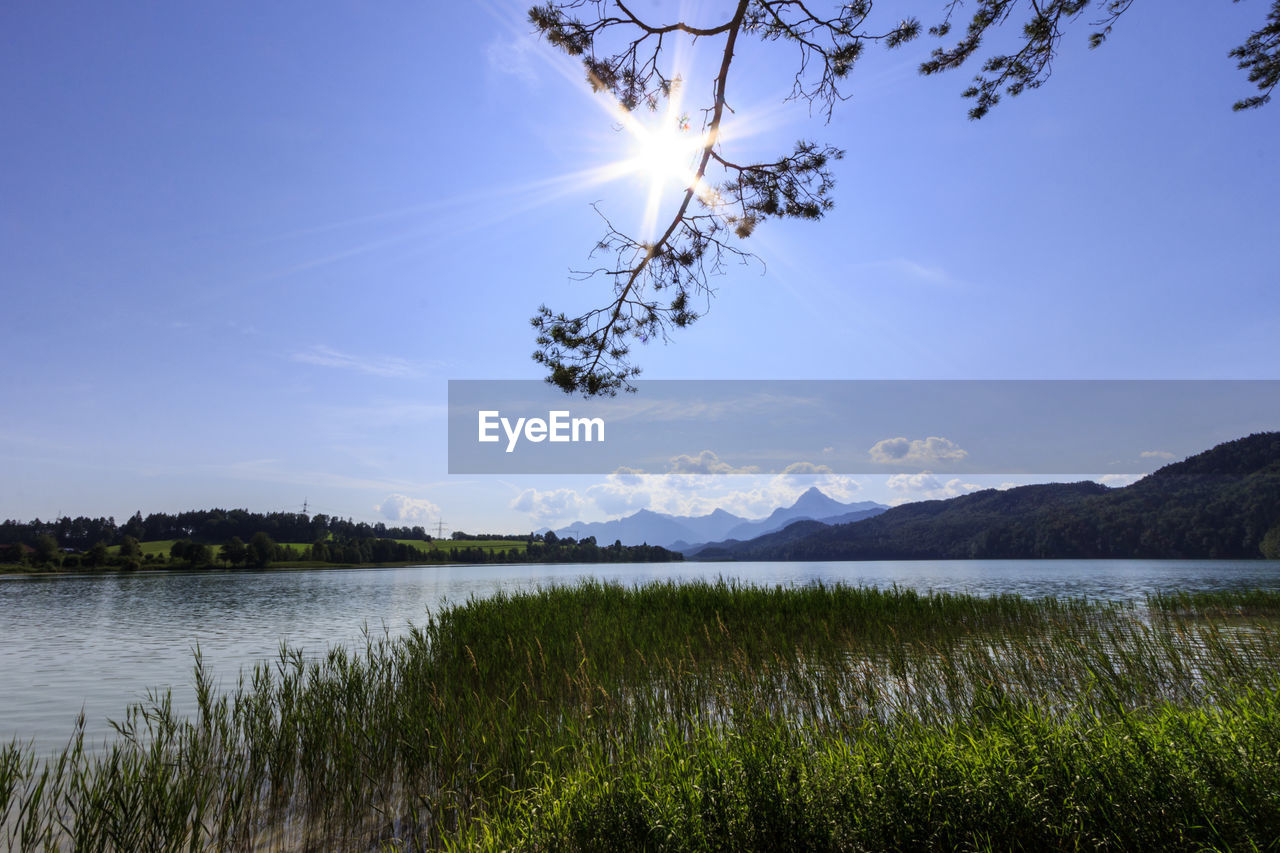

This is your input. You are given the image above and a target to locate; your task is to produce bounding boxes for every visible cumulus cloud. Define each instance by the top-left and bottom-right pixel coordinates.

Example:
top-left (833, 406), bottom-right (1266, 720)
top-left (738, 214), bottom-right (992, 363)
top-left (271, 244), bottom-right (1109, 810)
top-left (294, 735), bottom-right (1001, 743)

top-left (666, 450), bottom-right (759, 476)
top-left (779, 461), bottom-right (831, 476)
top-left (594, 472), bottom-right (743, 517)
top-left (567, 458), bottom-right (865, 522)
top-left (869, 436), bottom-right (968, 466)
top-left (1140, 450), bottom-right (1176, 460)
top-left (511, 488), bottom-right (587, 523)
top-left (586, 468), bottom-right (653, 515)
top-left (375, 494), bottom-right (440, 524)
top-left (681, 467), bottom-right (863, 518)
top-left (773, 462), bottom-right (861, 500)
top-left (509, 457), bottom-right (869, 529)
top-left (605, 466), bottom-right (647, 488)
top-left (885, 471), bottom-right (980, 503)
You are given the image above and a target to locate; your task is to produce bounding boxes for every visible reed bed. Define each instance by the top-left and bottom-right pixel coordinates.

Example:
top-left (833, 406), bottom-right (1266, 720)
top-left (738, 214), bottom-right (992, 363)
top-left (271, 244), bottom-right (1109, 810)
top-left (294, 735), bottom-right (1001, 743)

top-left (3, 580), bottom-right (1280, 851)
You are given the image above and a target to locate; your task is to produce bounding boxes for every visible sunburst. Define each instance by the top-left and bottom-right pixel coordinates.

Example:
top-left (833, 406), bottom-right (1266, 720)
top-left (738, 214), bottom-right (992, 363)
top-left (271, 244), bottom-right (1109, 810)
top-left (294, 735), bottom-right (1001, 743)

top-left (616, 100), bottom-right (706, 237)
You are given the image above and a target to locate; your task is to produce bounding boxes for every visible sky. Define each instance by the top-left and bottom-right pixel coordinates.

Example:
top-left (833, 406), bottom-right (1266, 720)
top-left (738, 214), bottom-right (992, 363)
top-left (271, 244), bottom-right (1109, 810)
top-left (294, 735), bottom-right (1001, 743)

top-left (2, 1), bottom-right (1278, 534)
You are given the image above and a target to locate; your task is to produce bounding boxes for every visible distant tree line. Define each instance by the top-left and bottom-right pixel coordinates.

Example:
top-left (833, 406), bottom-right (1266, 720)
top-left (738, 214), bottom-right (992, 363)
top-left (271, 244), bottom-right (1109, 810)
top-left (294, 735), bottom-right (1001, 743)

top-left (527, 531), bottom-right (682, 564)
top-left (0, 509), bottom-right (432, 552)
top-left (1, 533), bottom-right (681, 570)
top-left (1, 514), bottom-right (683, 571)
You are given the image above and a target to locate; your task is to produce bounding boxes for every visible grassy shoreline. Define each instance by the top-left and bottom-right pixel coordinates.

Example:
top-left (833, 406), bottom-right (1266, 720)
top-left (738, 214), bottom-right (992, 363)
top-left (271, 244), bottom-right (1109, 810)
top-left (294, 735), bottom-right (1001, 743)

top-left (5, 582), bottom-right (1280, 850)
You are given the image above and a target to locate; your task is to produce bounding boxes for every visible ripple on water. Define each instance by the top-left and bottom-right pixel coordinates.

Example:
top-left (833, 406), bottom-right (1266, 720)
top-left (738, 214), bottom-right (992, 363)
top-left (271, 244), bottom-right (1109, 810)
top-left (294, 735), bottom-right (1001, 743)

top-left (3, 559), bottom-right (1280, 753)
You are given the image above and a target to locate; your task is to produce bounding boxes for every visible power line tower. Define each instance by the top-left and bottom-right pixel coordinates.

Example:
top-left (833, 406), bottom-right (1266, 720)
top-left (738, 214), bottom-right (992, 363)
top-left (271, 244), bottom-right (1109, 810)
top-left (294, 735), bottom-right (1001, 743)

top-left (434, 519), bottom-right (448, 540)
top-left (301, 498), bottom-right (309, 515)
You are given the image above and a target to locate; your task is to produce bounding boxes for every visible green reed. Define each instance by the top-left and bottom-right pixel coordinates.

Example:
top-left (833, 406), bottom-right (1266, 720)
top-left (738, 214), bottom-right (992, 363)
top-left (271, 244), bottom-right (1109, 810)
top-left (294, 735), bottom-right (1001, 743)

top-left (4, 580), bottom-right (1280, 850)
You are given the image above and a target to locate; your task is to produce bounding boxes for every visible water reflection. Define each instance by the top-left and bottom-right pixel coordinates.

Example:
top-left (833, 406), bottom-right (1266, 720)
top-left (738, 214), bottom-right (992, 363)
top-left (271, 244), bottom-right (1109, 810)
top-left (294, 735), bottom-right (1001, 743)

top-left (2, 559), bottom-right (1278, 752)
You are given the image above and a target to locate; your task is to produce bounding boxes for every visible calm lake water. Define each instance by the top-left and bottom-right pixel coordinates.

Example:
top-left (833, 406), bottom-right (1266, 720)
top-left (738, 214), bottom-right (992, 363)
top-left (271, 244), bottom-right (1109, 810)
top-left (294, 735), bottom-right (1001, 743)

top-left (3, 558), bottom-right (1280, 753)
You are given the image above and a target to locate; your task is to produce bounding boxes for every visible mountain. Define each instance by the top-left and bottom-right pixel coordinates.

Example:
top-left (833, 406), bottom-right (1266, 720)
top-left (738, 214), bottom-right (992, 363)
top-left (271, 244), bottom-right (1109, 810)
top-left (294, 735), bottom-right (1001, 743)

top-left (701, 432), bottom-right (1280, 561)
top-left (690, 519), bottom-right (833, 561)
top-left (551, 509), bottom-right (719, 549)
top-left (720, 487), bottom-right (886, 542)
top-left (552, 489), bottom-right (887, 548)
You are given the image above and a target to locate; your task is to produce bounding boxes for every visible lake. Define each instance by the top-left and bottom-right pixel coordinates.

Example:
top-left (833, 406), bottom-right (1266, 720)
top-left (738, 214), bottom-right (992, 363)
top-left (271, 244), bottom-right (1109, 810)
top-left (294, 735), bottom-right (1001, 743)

top-left (3, 558), bottom-right (1280, 753)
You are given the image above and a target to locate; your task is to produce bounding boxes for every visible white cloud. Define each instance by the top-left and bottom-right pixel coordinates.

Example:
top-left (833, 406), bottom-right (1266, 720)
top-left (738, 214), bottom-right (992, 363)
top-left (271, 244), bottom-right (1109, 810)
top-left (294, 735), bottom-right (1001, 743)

top-left (586, 468), bottom-right (652, 515)
top-left (869, 436), bottom-right (968, 466)
top-left (774, 462), bottom-right (862, 500)
top-left (636, 476), bottom-right (785, 519)
top-left (585, 470), bottom-right (717, 517)
top-left (610, 466), bottom-right (647, 486)
top-left (506, 456), bottom-right (870, 530)
top-left (1097, 474), bottom-right (1142, 488)
top-left (779, 461), bottom-right (830, 476)
top-left (511, 488), bottom-right (588, 523)
top-left (291, 345), bottom-right (421, 378)
top-left (666, 450), bottom-right (759, 476)
top-left (698, 483), bottom-right (790, 518)
top-left (567, 458), bottom-right (865, 522)
top-left (1140, 450), bottom-right (1176, 460)
top-left (644, 455), bottom-right (857, 517)
top-left (885, 471), bottom-right (981, 503)
top-left (375, 494), bottom-right (440, 524)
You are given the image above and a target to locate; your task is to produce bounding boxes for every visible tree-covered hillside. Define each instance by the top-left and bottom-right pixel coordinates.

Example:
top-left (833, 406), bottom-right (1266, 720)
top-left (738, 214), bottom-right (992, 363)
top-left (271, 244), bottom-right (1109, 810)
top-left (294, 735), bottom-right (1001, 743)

top-left (707, 433), bottom-right (1280, 561)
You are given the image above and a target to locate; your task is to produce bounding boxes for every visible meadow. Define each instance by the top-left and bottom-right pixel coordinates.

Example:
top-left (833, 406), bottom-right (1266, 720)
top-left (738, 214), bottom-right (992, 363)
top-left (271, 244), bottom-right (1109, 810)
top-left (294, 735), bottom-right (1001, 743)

top-left (96, 538), bottom-right (527, 564)
top-left (3, 581), bottom-right (1280, 850)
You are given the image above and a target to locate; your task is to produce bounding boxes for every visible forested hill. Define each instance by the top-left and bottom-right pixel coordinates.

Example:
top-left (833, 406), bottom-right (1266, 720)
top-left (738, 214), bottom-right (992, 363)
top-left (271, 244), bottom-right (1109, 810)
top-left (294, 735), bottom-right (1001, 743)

top-left (700, 432), bottom-right (1280, 561)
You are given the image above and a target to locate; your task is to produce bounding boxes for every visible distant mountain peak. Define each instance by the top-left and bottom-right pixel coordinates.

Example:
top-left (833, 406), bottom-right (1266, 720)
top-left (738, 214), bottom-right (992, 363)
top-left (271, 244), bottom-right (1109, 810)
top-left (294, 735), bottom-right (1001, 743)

top-left (552, 488), bottom-right (888, 549)
top-left (708, 432), bottom-right (1280, 561)
top-left (792, 486), bottom-right (839, 507)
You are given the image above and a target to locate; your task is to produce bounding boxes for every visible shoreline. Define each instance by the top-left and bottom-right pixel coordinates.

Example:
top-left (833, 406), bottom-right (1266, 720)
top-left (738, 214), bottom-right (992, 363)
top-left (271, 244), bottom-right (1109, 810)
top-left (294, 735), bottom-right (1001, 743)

top-left (0, 559), bottom-right (476, 577)
top-left (5, 582), bottom-right (1280, 850)
top-left (5, 553), bottom-right (1277, 578)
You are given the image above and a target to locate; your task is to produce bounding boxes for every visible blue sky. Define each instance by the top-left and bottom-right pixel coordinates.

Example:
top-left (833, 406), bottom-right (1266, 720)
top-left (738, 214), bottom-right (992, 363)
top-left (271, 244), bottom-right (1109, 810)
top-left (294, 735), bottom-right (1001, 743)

top-left (2, 1), bottom-right (1278, 533)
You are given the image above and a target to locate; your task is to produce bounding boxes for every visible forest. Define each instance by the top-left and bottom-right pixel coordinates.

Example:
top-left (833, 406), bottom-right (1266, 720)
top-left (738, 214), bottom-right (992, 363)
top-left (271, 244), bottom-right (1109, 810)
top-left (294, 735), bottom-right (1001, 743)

top-left (706, 432), bottom-right (1280, 561)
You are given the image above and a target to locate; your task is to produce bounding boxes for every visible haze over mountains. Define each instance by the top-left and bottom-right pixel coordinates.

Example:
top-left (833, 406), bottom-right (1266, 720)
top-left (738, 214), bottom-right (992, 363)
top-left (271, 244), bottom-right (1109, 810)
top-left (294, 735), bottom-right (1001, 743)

top-left (693, 432), bottom-right (1280, 562)
top-left (550, 487), bottom-right (886, 549)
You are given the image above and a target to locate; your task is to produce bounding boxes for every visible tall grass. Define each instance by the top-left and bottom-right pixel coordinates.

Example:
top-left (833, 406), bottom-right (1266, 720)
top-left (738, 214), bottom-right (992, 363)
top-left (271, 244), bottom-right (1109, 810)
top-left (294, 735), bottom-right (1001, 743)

top-left (4, 580), bottom-right (1280, 850)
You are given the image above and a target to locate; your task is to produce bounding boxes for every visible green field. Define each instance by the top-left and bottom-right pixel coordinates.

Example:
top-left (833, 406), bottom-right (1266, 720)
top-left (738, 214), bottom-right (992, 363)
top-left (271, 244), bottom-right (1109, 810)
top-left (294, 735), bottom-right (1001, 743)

top-left (5, 582), bottom-right (1280, 850)
top-left (97, 538), bottom-right (527, 563)
top-left (108, 540), bottom-right (313, 558)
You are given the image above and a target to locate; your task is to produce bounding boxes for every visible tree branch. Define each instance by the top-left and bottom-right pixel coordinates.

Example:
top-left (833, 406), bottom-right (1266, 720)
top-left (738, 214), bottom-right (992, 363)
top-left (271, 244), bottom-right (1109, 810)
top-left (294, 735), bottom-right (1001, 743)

top-left (529, 0), bottom-right (1276, 395)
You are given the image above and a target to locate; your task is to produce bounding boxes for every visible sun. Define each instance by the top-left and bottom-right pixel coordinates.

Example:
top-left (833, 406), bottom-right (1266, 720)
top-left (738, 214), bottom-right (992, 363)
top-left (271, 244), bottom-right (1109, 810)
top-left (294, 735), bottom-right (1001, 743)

top-left (626, 110), bottom-right (700, 188)
top-left (614, 105), bottom-right (708, 237)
